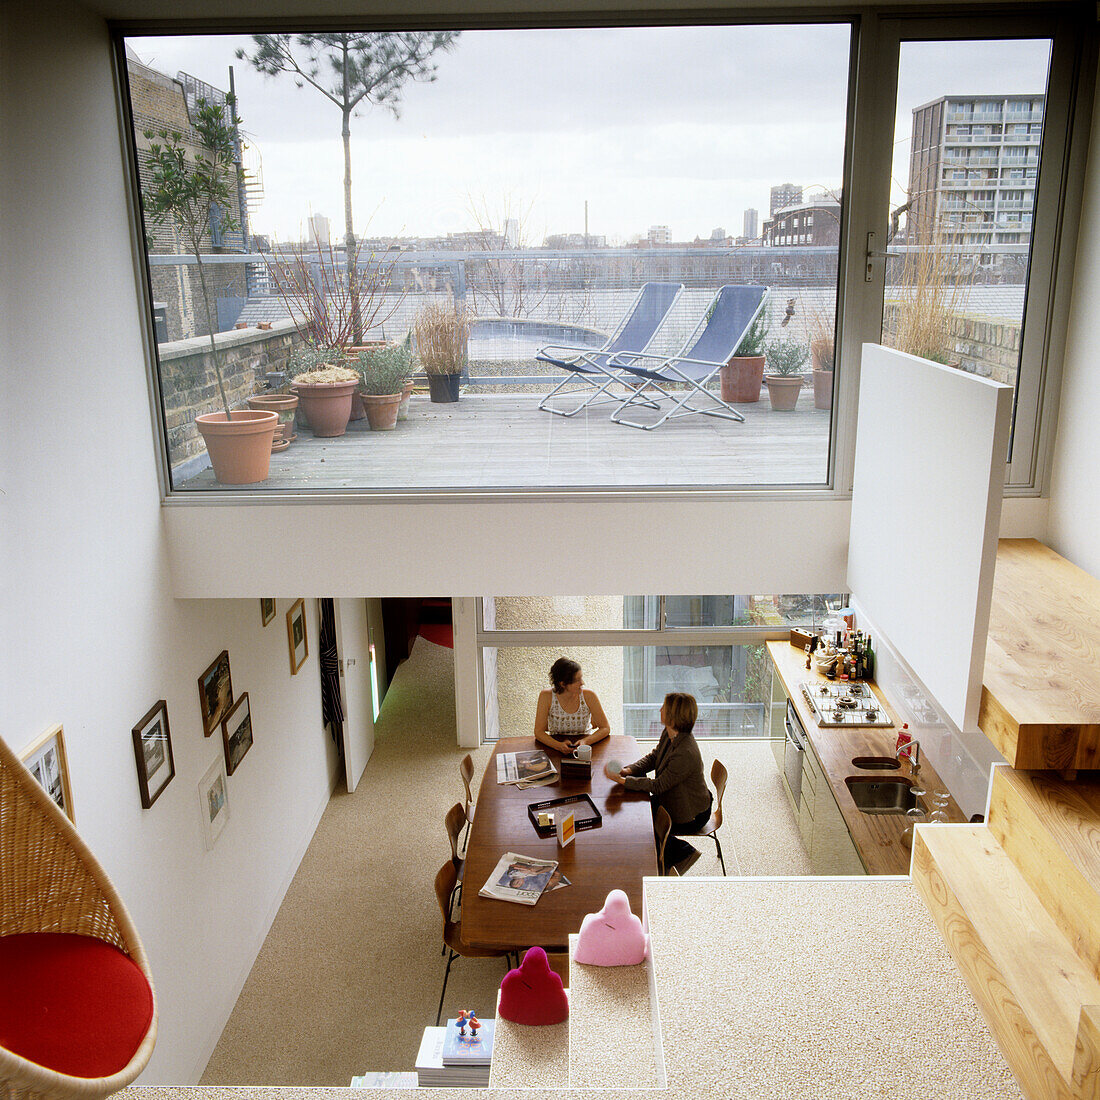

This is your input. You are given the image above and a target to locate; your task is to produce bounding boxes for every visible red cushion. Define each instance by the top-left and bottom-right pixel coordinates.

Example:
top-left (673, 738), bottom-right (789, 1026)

top-left (0, 933), bottom-right (153, 1078)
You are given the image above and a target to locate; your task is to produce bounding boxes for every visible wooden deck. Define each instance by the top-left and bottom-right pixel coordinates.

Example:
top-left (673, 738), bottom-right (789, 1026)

top-left (178, 392), bottom-right (832, 491)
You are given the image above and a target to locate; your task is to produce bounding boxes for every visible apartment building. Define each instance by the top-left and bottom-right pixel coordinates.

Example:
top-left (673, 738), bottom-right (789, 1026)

top-left (907, 93), bottom-right (1045, 265)
top-left (3, 0), bottom-right (1099, 1093)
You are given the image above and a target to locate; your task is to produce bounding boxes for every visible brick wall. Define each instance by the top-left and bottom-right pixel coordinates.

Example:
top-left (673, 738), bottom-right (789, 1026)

top-left (881, 303), bottom-right (1021, 385)
top-left (127, 59), bottom-right (249, 343)
top-left (159, 322), bottom-right (302, 474)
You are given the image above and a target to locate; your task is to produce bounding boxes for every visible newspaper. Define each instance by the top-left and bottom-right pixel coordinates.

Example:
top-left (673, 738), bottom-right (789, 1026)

top-left (478, 852), bottom-right (559, 905)
top-left (495, 749), bottom-right (556, 785)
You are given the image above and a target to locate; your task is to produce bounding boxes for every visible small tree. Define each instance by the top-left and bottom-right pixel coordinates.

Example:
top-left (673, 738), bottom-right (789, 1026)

top-left (142, 96), bottom-right (242, 420)
top-left (237, 32), bottom-right (459, 339)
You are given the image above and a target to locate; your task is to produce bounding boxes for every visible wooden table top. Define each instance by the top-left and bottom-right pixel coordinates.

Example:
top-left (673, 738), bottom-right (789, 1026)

top-left (460, 734), bottom-right (657, 951)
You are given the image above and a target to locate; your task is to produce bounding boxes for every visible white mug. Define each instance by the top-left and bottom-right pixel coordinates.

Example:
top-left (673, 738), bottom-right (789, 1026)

top-left (573, 743), bottom-right (592, 763)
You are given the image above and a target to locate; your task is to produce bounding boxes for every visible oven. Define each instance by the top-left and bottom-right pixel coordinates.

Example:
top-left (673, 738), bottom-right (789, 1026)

top-left (784, 699), bottom-right (807, 808)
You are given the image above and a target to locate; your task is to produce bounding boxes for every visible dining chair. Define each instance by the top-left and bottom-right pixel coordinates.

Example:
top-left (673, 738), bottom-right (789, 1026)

top-left (654, 806), bottom-right (678, 877)
top-left (459, 754), bottom-right (475, 852)
top-left (0, 733), bottom-right (158, 1100)
top-left (433, 862), bottom-right (515, 1025)
top-left (681, 760), bottom-right (728, 875)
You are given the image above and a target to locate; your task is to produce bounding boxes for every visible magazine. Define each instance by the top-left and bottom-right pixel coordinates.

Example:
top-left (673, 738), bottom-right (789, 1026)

top-left (496, 749), bottom-right (556, 785)
top-left (478, 852), bottom-right (559, 905)
top-left (545, 867), bottom-right (571, 892)
top-left (442, 1016), bottom-right (496, 1065)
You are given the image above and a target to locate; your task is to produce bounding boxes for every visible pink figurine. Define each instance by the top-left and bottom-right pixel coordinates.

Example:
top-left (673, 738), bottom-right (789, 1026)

top-left (498, 946), bottom-right (568, 1025)
top-left (573, 889), bottom-right (649, 966)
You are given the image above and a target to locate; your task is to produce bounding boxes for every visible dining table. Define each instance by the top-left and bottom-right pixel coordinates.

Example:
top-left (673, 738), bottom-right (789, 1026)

top-left (459, 734), bottom-right (658, 952)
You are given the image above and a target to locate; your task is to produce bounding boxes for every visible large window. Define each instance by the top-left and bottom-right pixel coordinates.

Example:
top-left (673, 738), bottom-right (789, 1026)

top-left (478, 593), bottom-right (844, 741)
top-left (120, 10), bottom-right (1089, 498)
top-left (122, 23), bottom-right (851, 492)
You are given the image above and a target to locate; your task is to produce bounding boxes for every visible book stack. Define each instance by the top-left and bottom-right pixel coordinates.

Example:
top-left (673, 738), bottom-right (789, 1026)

top-left (414, 1020), bottom-right (495, 1087)
top-left (349, 1071), bottom-right (417, 1088)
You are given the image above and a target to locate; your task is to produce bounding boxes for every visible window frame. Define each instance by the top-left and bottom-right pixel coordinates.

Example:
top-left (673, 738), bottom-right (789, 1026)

top-left (111, 4), bottom-right (1095, 503)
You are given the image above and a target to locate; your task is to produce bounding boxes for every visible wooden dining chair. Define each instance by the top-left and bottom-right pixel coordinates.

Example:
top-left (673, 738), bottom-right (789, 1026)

top-left (682, 759), bottom-right (728, 875)
top-left (434, 862), bottom-right (515, 1025)
top-left (459, 754), bottom-right (475, 851)
top-left (655, 806), bottom-right (677, 877)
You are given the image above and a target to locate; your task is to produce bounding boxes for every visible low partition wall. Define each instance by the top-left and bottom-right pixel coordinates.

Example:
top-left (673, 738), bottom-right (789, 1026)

top-left (157, 320), bottom-right (302, 480)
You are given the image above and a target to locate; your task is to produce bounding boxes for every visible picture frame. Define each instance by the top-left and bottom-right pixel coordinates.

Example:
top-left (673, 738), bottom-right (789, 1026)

top-left (260, 597), bottom-right (276, 627)
top-left (21, 724), bottom-right (75, 822)
top-left (287, 598), bottom-right (308, 675)
top-left (198, 649), bottom-right (233, 737)
top-left (132, 700), bottom-right (175, 808)
top-left (221, 691), bottom-right (253, 775)
top-left (198, 757), bottom-right (230, 849)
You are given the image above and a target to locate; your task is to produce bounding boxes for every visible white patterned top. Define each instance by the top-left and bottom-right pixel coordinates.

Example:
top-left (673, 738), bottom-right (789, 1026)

top-left (548, 693), bottom-right (591, 740)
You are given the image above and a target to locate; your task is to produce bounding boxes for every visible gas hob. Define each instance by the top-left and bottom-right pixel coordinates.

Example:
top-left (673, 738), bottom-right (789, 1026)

top-left (799, 681), bottom-right (895, 728)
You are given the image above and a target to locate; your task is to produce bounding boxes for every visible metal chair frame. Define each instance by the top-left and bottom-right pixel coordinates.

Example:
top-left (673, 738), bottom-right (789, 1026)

top-left (610, 286), bottom-right (770, 431)
top-left (536, 283), bottom-right (683, 417)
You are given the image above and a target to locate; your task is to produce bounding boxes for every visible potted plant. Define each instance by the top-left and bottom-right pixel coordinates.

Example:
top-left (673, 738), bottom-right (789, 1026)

top-left (719, 311), bottom-right (768, 403)
top-left (247, 389), bottom-right (299, 450)
top-left (142, 96), bottom-right (277, 484)
top-left (810, 332), bottom-right (835, 410)
top-left (414, 301), bottom-right (470, 403)
top-left (763, 337), bottom-right (809, 411)
top-left (291, 364), bottom-right (361, 437)
top-left (357, 340), bottom-right (414, 431)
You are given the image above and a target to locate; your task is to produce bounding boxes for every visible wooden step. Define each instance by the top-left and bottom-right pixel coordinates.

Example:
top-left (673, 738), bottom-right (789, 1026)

top-left (912, 824), bottom-right (1100, 1100)
top-left (567, 935), bottom-right (658, 1089)
top-left (989, 767), bottom-right (1100, 983)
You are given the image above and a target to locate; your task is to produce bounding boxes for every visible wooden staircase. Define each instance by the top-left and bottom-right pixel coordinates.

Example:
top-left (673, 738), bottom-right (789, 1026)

top-left (912, 765), bottom-right (1100, 1100)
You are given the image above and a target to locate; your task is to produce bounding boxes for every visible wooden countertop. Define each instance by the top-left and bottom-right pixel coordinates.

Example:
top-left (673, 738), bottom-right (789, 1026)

top-left (980, 538), bottom-right (1100, 772)
top-left (768, 640), bottom-right (965, 876)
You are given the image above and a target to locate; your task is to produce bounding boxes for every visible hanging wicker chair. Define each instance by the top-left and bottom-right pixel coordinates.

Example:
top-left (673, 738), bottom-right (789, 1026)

top-left (0, 733), bottom-right (157, 1100)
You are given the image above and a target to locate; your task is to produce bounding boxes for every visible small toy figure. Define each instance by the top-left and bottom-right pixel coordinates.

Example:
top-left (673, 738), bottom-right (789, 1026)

top-left (467, 1012), bottom-right (481, 1039)
top-left (455, 1009), bottom-right (469, 1036)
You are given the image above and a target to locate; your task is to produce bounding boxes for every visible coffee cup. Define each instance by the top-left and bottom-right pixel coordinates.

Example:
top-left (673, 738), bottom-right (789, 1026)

top-left (573, 744), bottom-right (592, 763)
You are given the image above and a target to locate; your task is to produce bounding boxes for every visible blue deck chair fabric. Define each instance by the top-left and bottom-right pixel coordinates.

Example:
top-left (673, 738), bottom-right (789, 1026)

top-left (609, 285), bottom-right (770, 430)
top-left (536, 282), bottom-right (683, 417)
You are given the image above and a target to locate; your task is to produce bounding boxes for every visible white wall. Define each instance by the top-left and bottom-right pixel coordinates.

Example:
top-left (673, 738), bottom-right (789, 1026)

top-left (1048, 56), bottom-right (1100, 577)
top-left (0, 2), bottom-right (337, 1083)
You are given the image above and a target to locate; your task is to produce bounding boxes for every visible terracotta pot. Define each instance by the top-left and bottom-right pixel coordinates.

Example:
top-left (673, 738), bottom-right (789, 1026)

top-left (764, 375), bottom-right (803, 411)
top-left (195, 410), bottom-right (278, 485)
top-left (248, 393), bottom-right (299, 444)
top-left (361, 392), bottom-right (402, 431)
top-left (427, 374), bottom-right (461, 403)
top-left (720, 355), bottom-right (765, 403)
top-left (292, 380), bottom-right (358, 437)
top-left (348, 390), bottom-right (367, 421)
top-left (344, 345), bottom-right (386, 421)
top-left (813, 368), bottom-right (834, 410)
top-left (397, 381), bottom-right (415, 421)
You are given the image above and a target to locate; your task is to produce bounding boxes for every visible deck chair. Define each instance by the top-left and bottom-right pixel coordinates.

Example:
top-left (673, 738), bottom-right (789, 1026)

top-left (609, 285), bottom-right (770, 430)
top-left (536, 282), bottom-right (683, 417)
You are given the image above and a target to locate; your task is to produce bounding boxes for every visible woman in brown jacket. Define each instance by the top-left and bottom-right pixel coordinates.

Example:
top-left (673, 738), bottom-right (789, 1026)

top-left (606, 692), bottom-right (711, 875)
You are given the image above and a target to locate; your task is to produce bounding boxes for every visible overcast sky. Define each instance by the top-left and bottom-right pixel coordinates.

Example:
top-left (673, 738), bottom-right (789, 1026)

top-left (127, 28), bottom-right (1050, 244)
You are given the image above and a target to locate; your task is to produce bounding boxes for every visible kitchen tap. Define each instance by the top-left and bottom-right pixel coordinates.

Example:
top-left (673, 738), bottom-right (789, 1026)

top-left (897, 738), bottom-right (921, 774)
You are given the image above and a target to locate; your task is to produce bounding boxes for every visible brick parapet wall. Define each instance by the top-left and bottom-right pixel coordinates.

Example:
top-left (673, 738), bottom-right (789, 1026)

top-left (158, 321), bottom-right (302, 472)
top-left (881, 304), bottom-right (1021, 385)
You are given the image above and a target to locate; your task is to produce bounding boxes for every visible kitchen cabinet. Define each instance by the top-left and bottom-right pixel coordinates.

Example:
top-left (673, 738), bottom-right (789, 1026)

top-left (769, 661), bottom-right (787, 771)
top-left (804, 736), bottom-right (866, 876)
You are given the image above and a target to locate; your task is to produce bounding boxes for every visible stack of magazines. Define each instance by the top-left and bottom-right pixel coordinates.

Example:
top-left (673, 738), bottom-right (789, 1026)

top-left (495, 749), bottom-right (556, 786)
top-left (479, 852), bottom-right (567, 905)
top-left (414, 1023), bottom-right (494, 1087)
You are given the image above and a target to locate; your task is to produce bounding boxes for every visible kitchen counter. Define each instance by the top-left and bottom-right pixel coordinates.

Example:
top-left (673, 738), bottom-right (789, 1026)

top-left (767, 640), bottom-right (965, 875)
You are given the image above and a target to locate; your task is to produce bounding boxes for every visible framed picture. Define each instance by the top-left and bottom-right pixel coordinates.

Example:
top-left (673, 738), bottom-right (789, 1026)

top-left (287, 598), bottom-right (308, 674)
top-left (21, 724), bottom-right (75, 822)
top-left (260, 597), bottom-right (276, 627)
top-left (132, 700), bottom-right (175, 808)
top-left (198, 757), bottom-right (230, 849)
top-left (198, 650), bottom-right (233, 737)
top-left (221, 692), bottom-right (253, 775)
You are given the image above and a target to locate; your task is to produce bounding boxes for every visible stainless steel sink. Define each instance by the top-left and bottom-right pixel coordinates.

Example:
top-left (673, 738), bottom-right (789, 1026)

top-left (851, 756), bottom-right (900, 770)
top-left (845, 776), bottom-right (924, 814)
